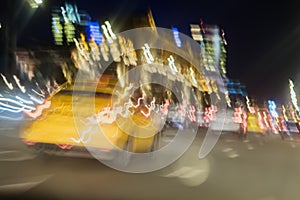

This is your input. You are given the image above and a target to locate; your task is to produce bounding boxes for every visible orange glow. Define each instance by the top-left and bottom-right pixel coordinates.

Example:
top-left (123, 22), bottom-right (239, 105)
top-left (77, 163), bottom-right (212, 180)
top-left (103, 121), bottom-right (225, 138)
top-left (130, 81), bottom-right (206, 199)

top-left (24, 100), bottom-right (51, 119)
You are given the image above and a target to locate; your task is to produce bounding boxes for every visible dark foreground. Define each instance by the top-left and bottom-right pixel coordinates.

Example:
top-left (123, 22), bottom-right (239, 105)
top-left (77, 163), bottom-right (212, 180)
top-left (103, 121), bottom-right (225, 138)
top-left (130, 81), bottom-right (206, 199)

top-left (0, 121), bottom-right (299, 200)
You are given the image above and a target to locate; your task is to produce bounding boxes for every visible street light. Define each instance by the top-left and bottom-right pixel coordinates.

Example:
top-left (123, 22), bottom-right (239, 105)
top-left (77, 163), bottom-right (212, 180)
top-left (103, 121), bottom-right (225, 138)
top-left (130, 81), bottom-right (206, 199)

top-left (27, 0), bottom-right (43, 8)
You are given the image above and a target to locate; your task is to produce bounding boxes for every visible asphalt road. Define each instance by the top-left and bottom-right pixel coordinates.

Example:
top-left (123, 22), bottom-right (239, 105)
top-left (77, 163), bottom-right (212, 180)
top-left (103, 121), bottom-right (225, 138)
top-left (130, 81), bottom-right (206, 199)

top-left (0, 120), bottom-right (300, 200)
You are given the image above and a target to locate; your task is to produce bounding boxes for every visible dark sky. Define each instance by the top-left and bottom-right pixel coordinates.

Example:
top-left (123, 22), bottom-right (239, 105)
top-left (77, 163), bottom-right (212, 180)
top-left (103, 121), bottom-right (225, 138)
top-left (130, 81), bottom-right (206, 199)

top-left (12, 0), bottom-right (300, 105)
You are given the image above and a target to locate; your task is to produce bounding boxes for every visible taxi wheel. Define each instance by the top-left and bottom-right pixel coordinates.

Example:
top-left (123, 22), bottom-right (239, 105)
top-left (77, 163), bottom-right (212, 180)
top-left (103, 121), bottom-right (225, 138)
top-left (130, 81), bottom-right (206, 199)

top-left (27, 143), bottom-right (53, 162)
top-left (151, 131), bottom-right (162, 152)
top-left (115, 137), bottom-right (132, 167)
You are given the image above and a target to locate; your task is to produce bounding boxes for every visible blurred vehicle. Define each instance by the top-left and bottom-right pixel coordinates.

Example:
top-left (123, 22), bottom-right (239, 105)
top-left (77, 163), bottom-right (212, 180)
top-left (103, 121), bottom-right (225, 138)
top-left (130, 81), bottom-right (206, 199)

top-left (246, 113), bottom-right (265, 135)
top-left (166, 104), bottom-right (186, 129)
top-left (21, 75), bottom-right (162, 163)
top-left (286, 121), bottom-right (300, 133)
top-left (280, 121), bottom-right (300, 141)
top-left (210, 109), bottom-right (242, 133)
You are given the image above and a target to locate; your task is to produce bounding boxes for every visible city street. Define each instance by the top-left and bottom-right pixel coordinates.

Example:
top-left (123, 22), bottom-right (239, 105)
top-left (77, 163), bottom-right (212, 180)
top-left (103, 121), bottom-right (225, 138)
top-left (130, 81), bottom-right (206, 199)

top-left (0, 1), bottom-right (300, 200)
top-left (0, 120), bottom-right (300, 200)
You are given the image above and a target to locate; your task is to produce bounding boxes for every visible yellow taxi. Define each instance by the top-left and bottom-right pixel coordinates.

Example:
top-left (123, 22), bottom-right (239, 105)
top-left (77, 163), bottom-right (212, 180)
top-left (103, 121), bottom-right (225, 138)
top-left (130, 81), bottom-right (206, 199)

top-left (246, 113), bottom-right (265, 134)
top-left (21, 75), bottom-right (162, 160)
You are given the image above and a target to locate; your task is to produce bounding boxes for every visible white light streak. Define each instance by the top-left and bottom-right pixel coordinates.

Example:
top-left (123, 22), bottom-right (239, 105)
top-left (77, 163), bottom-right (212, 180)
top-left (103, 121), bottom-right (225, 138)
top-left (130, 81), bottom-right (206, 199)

top-left (189, 68), bottom-right (198, 86)
top-left (0, 97), bottom-right (36, 110)
top-left (28, 94), bottom-right (44, 104)
top-left (1, 74), bottom-right (13, 90)
top-left (13, 75), bottom-right (26, 93)
top-left (31, 89), bottom-right (45, 98)
top-left (142, 43), bottom-right (154, 64)
top-left (104, 21), bottom-right (117, 40)
top-left (70, 127), bottom-right (93, 143)
top-left (289, 79), bottom-right (299, 112)
top-left (101, 25), bottom-right (112, 43)
top-left (15, 96), bottom-right (34, 105)
top-left (167, 55), bottom-right (178, 75)
top-left (34, 0), bottom-right (43, 5)
top-left (60, 7), bottom-right (69, 23)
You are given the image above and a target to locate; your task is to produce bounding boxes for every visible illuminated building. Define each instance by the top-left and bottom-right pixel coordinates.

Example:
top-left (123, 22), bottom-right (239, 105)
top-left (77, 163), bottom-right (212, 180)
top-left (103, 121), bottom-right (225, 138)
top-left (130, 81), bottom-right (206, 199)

top-left (289, 79), bottom-right (299, 115)
top-left (225, 79), bottom-right (248, 108)
top-left (51, 2), bottom-right (92, 46)
top-left (189, 22), bottom-right (229, 109)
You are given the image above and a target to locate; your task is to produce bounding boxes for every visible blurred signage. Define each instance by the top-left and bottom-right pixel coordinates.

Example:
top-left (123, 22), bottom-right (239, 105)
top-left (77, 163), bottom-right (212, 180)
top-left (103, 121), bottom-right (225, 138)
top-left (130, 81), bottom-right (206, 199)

top-left (172, 27), bottom-right (182, 47)
top-left (87, 21), bottom-right (102, 44)
top-left (51, 14), bottom-right (63, 45)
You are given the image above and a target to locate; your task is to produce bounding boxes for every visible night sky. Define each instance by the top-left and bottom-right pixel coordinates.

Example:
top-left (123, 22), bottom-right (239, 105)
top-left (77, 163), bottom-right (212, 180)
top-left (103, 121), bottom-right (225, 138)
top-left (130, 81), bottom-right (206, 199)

top-left (9, 0), bottom-right (300, 105)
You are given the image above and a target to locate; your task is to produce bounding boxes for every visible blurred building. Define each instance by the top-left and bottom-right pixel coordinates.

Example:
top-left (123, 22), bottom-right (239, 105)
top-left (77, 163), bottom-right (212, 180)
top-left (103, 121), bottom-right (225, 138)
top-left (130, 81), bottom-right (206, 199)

top-left (190, 22), bottom-right (228, 108)
top-left (51, 2), bottom-right (92, 46)
top-left (225, 79), bottom-right (248, 108)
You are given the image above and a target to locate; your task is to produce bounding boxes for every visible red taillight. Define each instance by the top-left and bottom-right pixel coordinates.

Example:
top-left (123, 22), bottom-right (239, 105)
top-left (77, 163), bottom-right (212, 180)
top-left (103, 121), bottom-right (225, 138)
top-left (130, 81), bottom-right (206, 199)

top-left (56, 144), bottom-right (73, 150)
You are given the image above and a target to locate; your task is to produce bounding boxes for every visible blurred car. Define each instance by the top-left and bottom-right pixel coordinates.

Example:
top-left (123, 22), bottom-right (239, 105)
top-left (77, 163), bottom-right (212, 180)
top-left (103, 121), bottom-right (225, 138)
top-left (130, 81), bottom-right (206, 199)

top-left (210, 109), bottom-right (242, 133)
top-left (246, 113), bottom-right (265, 135)
top-left (21, 76), bottom-right (162, 163)
top-left (280, 121), bottom-right (300, 141)
top-left (166, 104), bottom-right (186, 129)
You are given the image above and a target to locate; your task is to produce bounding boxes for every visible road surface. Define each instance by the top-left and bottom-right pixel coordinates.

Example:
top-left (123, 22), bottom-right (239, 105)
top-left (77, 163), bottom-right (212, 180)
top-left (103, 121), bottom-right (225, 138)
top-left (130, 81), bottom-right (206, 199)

top-left (0, 120), bottom-right (300, 200)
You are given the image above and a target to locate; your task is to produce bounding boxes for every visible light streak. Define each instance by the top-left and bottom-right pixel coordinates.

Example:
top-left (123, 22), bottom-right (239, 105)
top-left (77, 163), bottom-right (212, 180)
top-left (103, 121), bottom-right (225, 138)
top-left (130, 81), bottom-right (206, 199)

top-left (0, 97), bottom-right (36, 111)
top-left (13, 75), bottom-right (26, 93)
top-left (263, 111), bottom-right (270, 129)
top-left (268, 118), bottom-right (277, 134)
top-left (73, 38), bottom-right (88, 60)
top-left (132, 96), bottom-right (144, 108)
top-left (289, 79), bottom-right (299, 112)
top-left (160, 99), bottom-right (170, 116)
top-left (65, 2), bottom-right (80, 24)
top-left (225, 90), bottom-right (231, 107)
top-left (0, 114), bottom-right (23, 121)
top-left (113, 84), bottom-right (134, 107)
top-left (189, 68), bottom-right (198, 86)
top-left (60, 6), bottom-right (69, 23)
top-left (34, 0), bottom-right (42, 5)
top-left (257, 112), bottom-right (266, 130)
top-left (31, 89), bottom-right (45, 98)
top-left (0, 105), bottom-right (25, 113)
top-left (104, 21), bottom-right (116, 40)
top-left (167, 55), bottom-right (178, 75)
top-left (241, 112), bottom-right (247, 134)
top-left (24, 100), bottom-right (51, 119)
top-left (246, 96), bottom-right (251, 112)
top-left (141, 97), bottom-right (156, 118)
top-left (268, 100), bottom-right (279, 118)
top-left (178, 101), bottom-right (187, 117)
top-left (172, 27), bottom-right (182, 47)
top-left (101, 24), bottom-right (112, 43)
top-left (233, 107), bottom-right (243, 123)
top-left (56, 144), bottom-right (73, 150)
top-left (249, 107), bottom-right (255, 114)
top-left (35, 82), bottom-right (45, 95)
top-left (100, 43), bottom-right (109, 61)
top-left (282, 105), bottom-right (288, 122)
top-left (221, 29), bottom-right (227, 45)
top-left (142, 43), bottom-right (154, 64)
top-left (280, 116), bottom-right (288, 133)
top-left (28, 94), bottom-right (44, 104)
top-left (188, 105), bottom-right (196, 122)
top-left (71, 127), bottom-right (93, 143)
top-left (1, 74), bottom-right (13, 90)
top-left (96, 106), bottom-right (118, 124)
top-left (15, 96), bottom-right (34, 105)
top-left (190, 24), bottom-right (202, 41)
